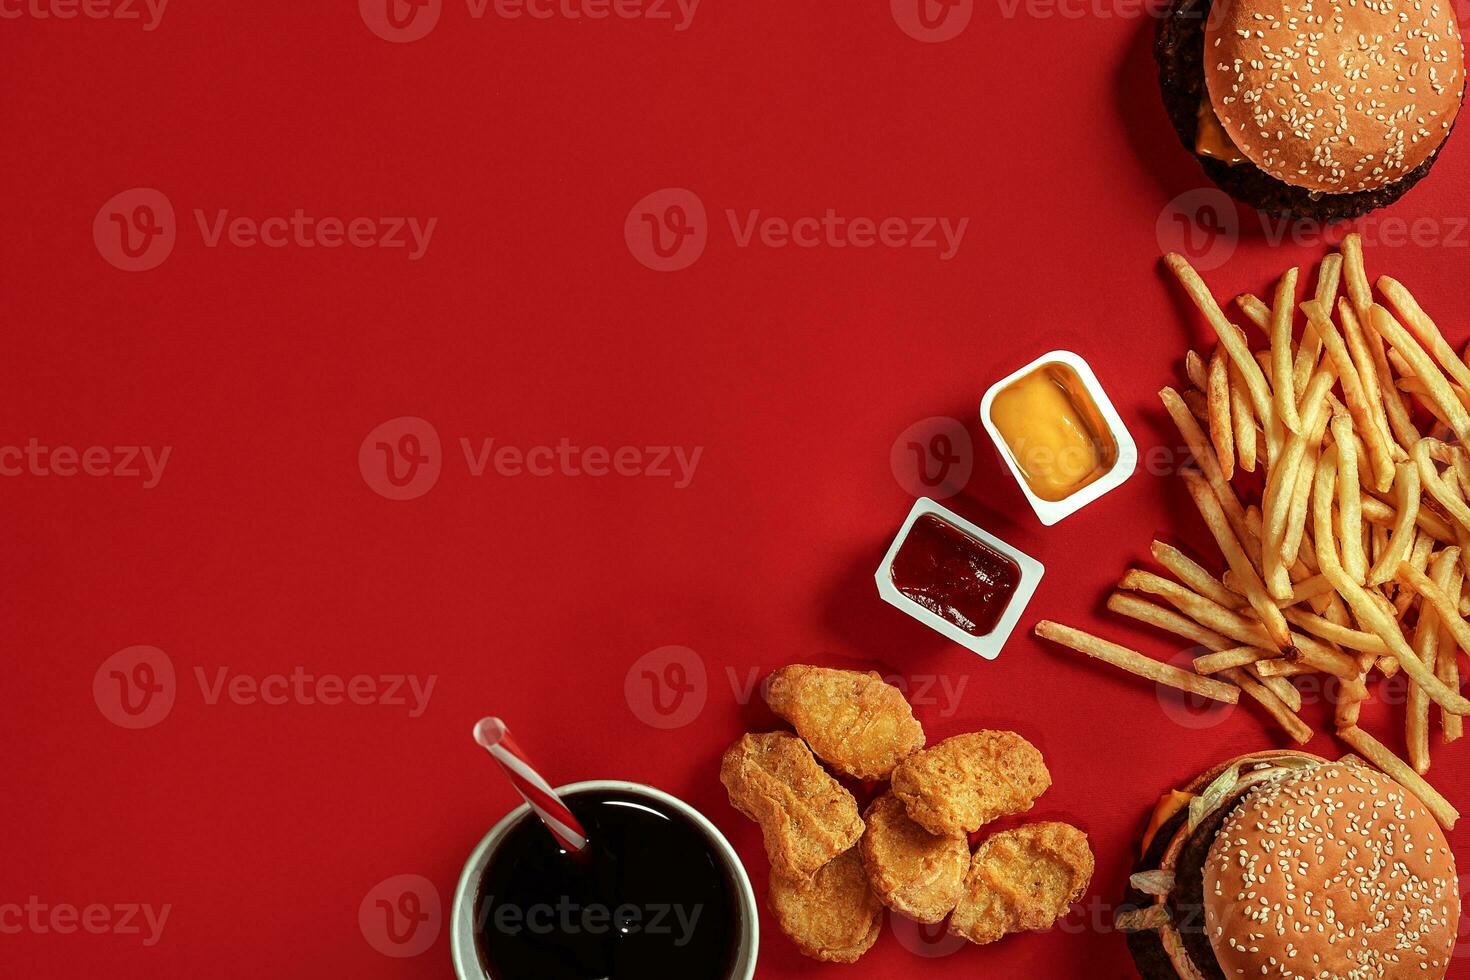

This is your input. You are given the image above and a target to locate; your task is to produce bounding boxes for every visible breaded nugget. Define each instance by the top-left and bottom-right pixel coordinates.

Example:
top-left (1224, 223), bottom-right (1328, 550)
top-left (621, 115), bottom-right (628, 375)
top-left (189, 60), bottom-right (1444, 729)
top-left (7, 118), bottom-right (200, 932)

top-left (769, 847), bottom-right (883, 963)
top-left (948, 822), bottom-right (1094, 945)
top-left (720, 732), bottom-right (864, 880)
top-left (764, 665), bottom-right (925, 780)
top-left (891, 731), bottom-right (1051, 836)
top-left (858, 792), bottom-right (969, 924)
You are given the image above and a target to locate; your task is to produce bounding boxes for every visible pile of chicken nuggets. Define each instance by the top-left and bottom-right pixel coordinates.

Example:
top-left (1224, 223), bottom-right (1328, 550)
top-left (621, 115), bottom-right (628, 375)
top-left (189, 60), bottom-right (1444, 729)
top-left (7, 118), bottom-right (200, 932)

top-left (719, 664), bottom-right (1095, 963)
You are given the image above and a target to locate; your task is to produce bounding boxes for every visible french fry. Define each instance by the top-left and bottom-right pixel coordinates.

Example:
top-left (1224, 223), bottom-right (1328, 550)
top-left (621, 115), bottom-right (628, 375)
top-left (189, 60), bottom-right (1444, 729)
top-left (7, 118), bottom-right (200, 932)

top-left (1295, 254), bottom-right (1339, 390)
top-left (1413, 438), bottom-right (1470, 533)
top-left (1226, 667), bottom-right (1313, 744)
top-left (1305, 300), bottom-right (1396, 493)
top-left (1161, 387), bottom-right (1253, 549)
top-left (1358, 298), bottom-right (1422, 454)
top-left (1339, 301), bottom-right (1398, 482)
top-left (1313, 453), bottom-right (1470, 714)
top-left (1437, 564), bottom-right (1465, 744)
top-left (1340, 233), bottom-right (1372, 316)
top-left (1271, 268), bottom-right (1301, 434)
top-left (1252, 659), bottom-right (1314, 678)
top-left (1394, 562), bottom-right (1470, 680)
top-left (1330, 413), bottom-right (1367, 584)
top-left (1407, 549), bottom-right (1458, 772)
top-left (1369, 304), bottom-right (1470, 444)
top-left (1207, 348), bottom-right (1235, 480)
top-left (1184, 349), bottom-right (1208, 391)
top-left (1283, 608), bottom-right (1388, 655)
top-left (1106, 593), bottom-right (1230, 651)
top-left (1262, 364), bottom-right (1338, 597)
top-left (1228, 360), bottom-right (1258, 473)
top-left (1234, 293), bottom-right (1270, 330)
top-left (1118, 569), bottom-right (1274, 650)
top-left (1181, 471), bottom-right (1290, 649)
top-left (1193, 646), bottom-right (1270, 673)
top-left (1250, 665), bottom-right (1302, 710)
top-left (1395, 531), bottom-right (1435, 618)
top-left (1149, 541), bottom-right (1238, 609)
top-left (1379, 275), bottom-right (1470, 392)
top-left (1035, 621), bottom-right (1240, 704)
top-left (1280, 398), bottom-right (1335, 570)
top-left (1165, 254), bottom-right (1280, 461)
top-left (1182, 388), bottom-right (1210, 424)
top-left (1361, 492), bottom-right (1454, 544)
top-left (1366, 461), bottom-right (1420, 586)
top-left (1338, 725), bottom-right (1460, 830)
top-left (1334, 671), bottom-right (1368, 729)
top-left (1288, 634), bottom-right (1366, 680)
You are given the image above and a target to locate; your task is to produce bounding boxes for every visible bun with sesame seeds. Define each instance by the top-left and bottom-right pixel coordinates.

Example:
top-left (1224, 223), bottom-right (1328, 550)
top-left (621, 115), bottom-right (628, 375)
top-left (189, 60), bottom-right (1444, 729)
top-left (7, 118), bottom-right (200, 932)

top-left (1118, 752), bottom-right (1461, 980)
top-left (1155, 0), bottom-right (1464, 220)
top-left (1204, 760), bottom-right (1459, 980)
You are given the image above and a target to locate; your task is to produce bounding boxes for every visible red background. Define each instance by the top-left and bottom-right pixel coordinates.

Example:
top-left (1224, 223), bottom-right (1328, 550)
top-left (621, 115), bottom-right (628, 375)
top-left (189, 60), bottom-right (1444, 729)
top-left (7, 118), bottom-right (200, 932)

top-left (5, 1), bottom-right (1470, 977)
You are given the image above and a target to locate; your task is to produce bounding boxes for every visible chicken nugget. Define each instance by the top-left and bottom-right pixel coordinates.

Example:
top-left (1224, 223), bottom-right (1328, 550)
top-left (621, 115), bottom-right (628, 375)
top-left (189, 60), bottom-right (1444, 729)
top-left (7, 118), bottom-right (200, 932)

top-left (891, 730), bottom-right (1051, 836)
top-left (769, 847), bottom-right (883, 963)
top-left (948, 822), bottom-right (1094, 945)
top-left (764, 665), bottom-right (925, 780)
top-left (720, 732), bottom-right (864, 880)
top-left (858, 792), bottom-right (968, 924)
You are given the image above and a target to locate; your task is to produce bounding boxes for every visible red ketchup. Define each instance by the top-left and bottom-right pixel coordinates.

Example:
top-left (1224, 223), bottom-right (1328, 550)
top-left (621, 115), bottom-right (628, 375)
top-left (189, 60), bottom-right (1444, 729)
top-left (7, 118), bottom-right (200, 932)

top-left (889, 514), bottom-right (1021, 636)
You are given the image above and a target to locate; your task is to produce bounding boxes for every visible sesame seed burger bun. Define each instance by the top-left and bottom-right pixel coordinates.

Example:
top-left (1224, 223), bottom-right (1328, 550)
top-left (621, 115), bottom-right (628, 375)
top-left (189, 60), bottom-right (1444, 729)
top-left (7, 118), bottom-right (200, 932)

top-left (1205, 0), bottom-right (1465, 195)
top-left (1121, 752), bottom-right (1462, 980)
top-left (1204, 761), bottom-right (1460, 979)
top-left (1155, 0), bottom-right (1466, 220)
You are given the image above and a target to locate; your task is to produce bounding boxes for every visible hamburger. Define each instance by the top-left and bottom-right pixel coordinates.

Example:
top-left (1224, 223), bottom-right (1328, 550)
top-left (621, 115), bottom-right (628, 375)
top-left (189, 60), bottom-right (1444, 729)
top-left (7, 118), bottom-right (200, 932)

top-left (1155, 0), bottom-right (1466, 220)
top-left (1119, 750), bottom-right (1461, 979)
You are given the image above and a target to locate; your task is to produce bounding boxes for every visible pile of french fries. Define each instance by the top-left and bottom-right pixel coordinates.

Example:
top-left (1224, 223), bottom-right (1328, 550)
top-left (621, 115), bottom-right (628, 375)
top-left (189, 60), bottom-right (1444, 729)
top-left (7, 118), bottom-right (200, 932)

top-left (1036, 233), bottom-right (1467, 830)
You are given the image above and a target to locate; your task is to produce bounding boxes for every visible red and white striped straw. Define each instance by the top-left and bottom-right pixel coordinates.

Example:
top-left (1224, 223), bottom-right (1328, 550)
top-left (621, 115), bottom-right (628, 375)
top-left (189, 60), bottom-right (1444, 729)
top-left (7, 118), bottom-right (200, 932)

top-left (473, 717), bottom-right (589, 853)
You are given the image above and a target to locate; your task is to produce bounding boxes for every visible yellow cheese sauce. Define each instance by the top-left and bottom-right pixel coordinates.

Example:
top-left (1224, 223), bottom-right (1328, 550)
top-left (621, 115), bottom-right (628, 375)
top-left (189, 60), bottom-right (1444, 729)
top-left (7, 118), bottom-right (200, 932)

top-left (989, 363), bottom-right (1118, 502)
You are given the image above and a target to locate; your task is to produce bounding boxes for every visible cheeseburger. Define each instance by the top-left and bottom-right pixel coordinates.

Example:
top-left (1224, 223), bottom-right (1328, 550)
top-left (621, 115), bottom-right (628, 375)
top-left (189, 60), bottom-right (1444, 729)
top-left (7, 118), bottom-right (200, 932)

top-left (1156, 0), bottom-right (1466, 220)
top-left (1120, 751), bottom-right (1461, 979)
